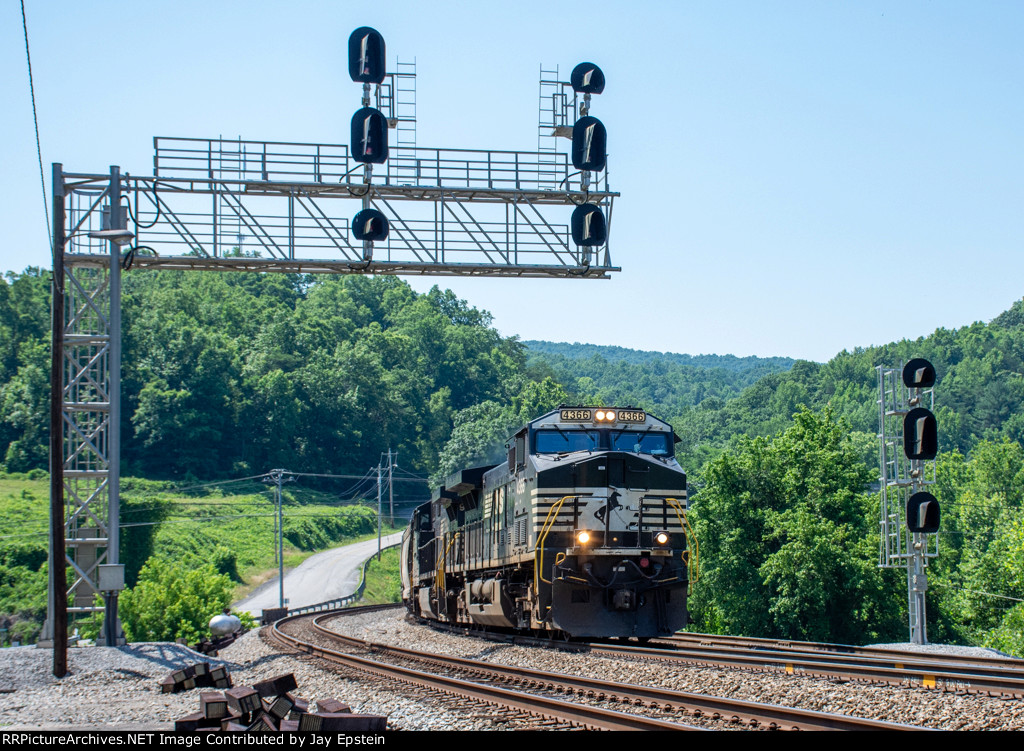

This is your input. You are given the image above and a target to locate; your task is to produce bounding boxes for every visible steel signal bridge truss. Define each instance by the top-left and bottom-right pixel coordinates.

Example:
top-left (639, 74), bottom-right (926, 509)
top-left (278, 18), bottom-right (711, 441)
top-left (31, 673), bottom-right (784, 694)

top-left (877, 364), bottom-right (939, 642)
top-left (62, 136), bottom-right (618, 278)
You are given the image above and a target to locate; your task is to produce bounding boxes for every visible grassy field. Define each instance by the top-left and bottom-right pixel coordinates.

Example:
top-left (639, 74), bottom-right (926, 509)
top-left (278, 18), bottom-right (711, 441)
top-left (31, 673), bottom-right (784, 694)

top-left (0, 471), bottom-right (409, 642)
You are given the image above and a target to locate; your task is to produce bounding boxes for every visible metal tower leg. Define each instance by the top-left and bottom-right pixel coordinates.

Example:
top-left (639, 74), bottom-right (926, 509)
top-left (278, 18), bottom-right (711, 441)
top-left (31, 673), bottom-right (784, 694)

top-left (41, 166), bottom-right (125, 656)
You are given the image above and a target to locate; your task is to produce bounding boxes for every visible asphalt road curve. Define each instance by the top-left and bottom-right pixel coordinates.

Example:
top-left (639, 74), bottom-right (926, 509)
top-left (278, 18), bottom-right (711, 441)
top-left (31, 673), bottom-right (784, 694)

top-left (234, 532), bottom-right (403, 617)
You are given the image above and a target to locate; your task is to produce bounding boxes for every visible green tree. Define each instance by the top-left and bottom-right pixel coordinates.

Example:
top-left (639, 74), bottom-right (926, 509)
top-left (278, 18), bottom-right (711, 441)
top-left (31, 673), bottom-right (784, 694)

top-left (689, 407), bottom-right (900, 643)
top-left (119, 556), bottom-right (236, 643)
top-left (930, 440), bottom-right (1024, 653)
top-left (433, 377), bottom-right (569, 482)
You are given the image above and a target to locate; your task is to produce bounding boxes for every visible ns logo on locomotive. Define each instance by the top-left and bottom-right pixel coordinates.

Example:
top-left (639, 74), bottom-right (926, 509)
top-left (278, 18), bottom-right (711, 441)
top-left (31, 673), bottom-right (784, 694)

top-left (401, 407), bottom-right (698, 638)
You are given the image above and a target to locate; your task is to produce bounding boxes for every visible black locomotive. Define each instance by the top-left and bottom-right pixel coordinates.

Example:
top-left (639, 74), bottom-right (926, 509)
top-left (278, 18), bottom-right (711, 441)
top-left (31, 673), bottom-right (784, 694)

top-left (401, 406), bottom-right (696, 638)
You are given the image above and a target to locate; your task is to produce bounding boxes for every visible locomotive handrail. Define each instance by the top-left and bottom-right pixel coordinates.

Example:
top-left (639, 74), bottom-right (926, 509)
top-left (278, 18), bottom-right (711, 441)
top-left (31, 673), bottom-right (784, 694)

top-left (666, 497), bottom-right (699, 589)
top-left (535, 495), bottom-right (576, 594)
top-left (435, 531), bottom-right (461, 596)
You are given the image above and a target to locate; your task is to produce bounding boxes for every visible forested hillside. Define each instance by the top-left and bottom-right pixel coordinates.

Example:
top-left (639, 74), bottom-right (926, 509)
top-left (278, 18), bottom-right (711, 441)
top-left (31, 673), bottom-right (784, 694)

top-left (1, 268), bottom-right (537, 478)
top-left (525, 301), bottom-right (1024, 475)
top-left (525, 340), bottom-right (794, 375)
top-left (524, 341), bottom-right (794, 430)
top-left (2, 267), bottom-right (1022, 652)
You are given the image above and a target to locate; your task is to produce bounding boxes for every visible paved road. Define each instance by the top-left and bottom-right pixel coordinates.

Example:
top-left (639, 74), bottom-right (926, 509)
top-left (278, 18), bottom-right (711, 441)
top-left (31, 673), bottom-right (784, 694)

top-left (234, 532), bottom-right (403, 617)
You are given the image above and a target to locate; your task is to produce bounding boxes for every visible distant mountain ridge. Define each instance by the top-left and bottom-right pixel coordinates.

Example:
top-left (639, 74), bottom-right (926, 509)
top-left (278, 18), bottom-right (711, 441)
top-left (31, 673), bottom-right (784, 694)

top-left (522, 340), bottom-right (797, 429)
top-left (524, 341), bottom-right (796, 374)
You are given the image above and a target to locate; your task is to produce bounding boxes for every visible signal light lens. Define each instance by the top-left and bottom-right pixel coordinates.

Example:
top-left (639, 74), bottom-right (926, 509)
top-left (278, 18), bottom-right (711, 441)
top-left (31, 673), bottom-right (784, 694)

top-left (571, 203), bottom-right (607, 247)
top-left (903, 407), bottom-right (938, 461)
top-left (902, 358), bottom-right (936, 389)
top-left (906, 491), bottom-right (941, 534)
top-left (572, 116), bottom-right (607, 172)
top-left (577, 531), bottom-right (591, 545)
top-left (352, 209), bottom-right (389, 241)
top-left (570, 62), bottom-right (606, 95)
top-left (348, 27), bottom-right (386, 84)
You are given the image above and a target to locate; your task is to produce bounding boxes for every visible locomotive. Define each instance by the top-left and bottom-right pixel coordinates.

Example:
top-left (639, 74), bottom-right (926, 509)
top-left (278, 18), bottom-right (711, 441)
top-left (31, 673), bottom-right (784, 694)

top-left (401, 406), bottom-right (696, 638)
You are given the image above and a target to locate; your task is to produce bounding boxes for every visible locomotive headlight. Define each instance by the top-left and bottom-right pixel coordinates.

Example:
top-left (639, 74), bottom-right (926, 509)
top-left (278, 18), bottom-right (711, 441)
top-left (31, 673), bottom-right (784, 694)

top-left (605, 411), bottom-right (616, 422)
top-left (577, 530), bottom-right (592, 545)
top-left (654, 531), bottom-right (670, 546)
top-left (595, 410), bottom-right (606, 421)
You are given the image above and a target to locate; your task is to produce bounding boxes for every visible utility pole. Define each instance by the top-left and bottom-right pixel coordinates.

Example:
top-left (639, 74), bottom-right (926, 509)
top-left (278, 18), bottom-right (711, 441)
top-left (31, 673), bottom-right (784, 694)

top-left (376, 462), bottom-right (383, 561)
top-left (263, 469), bottom-right (294, 609)
top-left (387, 449), bottom-right (395, 526)
top-left (47, 163), bottom-right (67, 677)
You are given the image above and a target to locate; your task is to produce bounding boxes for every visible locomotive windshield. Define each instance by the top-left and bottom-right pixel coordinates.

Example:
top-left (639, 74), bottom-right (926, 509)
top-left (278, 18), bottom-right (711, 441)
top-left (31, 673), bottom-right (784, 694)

top-left (535, 430), bottom-right (600, 453)
top-left (609, 430), bottom-right (671, 456)
top-left (534, 428), bottom-right (672, 456)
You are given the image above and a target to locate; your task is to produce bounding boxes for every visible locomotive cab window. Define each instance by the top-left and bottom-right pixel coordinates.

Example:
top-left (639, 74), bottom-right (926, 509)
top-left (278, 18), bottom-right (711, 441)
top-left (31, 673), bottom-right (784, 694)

top-left (609, 431), bottom-right (672, 456)
top-left (535, 429), bottom-right (600, 454)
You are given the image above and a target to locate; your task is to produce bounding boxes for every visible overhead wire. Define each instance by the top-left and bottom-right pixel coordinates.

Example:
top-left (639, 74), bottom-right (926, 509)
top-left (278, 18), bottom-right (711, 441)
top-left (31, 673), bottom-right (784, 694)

top-left (20, 0), bottom-right (50, 248)
top-left (930, 581), bottom-right (1024, 604)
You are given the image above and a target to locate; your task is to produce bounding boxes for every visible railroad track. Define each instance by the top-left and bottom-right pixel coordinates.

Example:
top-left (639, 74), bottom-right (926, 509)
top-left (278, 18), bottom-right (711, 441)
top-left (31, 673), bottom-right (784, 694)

top-left (272, 607), bottom-right (917, 731)
top-left (416, 618), bottom-right (1024, 698)
top-left (662, 632), bottom-right (1024, 672)
top-left (269, 609), bottom-right (701, 731)
top-left (594, 639), bottom-right (1024, 698)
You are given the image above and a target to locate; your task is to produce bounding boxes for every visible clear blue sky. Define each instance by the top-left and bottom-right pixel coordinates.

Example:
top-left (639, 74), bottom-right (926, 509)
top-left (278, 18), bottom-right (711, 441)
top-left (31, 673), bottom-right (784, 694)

top-left (3, 1), bottom-right (1022, 362)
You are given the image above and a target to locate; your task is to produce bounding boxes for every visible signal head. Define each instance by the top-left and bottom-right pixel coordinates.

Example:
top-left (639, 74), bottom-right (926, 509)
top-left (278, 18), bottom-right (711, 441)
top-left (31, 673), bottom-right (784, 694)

top-left (348, 27), bottom-right (386, 84)
top-left (571, 116), bottom-right (607, 172)
top-left (571, 203), bottom-right (607, 247)
top-left (570, 62), bottom-right (606, 94)
top-left (350, 107), bottom-right (390, 164)
top-left (352, 208), bottom-right (389, 242)
top-left (903, 406), bottom-right (938, 461)
top-left (902, 358), bottom-right (936, 389)
top-left (906, 491), bottom-right (941, 534)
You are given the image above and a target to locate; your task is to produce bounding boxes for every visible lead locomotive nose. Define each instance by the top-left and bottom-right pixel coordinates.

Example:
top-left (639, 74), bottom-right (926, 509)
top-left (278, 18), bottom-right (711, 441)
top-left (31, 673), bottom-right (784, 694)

top-left (402, 406), bottom-right (693, 638)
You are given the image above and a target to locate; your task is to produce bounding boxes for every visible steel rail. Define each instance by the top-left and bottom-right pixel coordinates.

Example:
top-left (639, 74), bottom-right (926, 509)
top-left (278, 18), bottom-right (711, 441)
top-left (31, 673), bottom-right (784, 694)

top-left (418, 618), bottom-right (1024, 697)
top-left (270, 612), bottom-right (703, 731)
top-left (586, 640), bottom-right (1024, 697)
top-left (663, 632), bottom-right (1024, 672)
top-left (310, 614), bottom-right (917, 731)
top-left (647, 637), bottom-right (1024, 688)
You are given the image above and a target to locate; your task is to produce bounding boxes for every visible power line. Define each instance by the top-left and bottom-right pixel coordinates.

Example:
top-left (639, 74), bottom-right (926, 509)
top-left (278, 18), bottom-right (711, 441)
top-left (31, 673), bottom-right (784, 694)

top-left (930, 581), bottom-right (1024, 604)
top-left (20, 0), bottom-right (50, 248)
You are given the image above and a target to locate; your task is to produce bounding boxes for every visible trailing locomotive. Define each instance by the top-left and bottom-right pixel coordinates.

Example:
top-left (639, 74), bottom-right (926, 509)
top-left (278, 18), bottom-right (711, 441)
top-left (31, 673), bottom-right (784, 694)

top-left (401, 406), bottom-right (696, 638)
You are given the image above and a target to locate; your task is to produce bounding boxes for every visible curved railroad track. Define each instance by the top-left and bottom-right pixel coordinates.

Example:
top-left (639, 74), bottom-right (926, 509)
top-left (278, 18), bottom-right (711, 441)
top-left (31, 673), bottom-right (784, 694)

top-left (663, 632), bottom-right (1024, 672)
top-left (269, 606), bottom-right (917, 731)
top-left (418, 617), bottom-right (1024, 698)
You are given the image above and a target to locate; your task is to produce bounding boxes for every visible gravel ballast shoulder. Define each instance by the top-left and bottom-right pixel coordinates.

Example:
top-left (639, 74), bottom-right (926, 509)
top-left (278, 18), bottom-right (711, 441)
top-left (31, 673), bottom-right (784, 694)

top-left (0, 630), bottom-right (465, 731)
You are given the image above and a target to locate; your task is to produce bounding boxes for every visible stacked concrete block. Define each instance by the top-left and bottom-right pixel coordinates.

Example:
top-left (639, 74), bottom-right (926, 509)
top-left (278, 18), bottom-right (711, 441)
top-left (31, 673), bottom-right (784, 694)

top-left (159, 662), bottom-right (232, 694)
top-left (171, 672), bottom-right (388, 732)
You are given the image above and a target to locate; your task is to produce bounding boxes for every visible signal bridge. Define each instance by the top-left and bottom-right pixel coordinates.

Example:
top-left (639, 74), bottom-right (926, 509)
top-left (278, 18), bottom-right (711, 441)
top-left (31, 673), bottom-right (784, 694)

top-left (44, 25), bottom-right (620, 671)
top-left (62, 135), bottom-right (615, 278)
